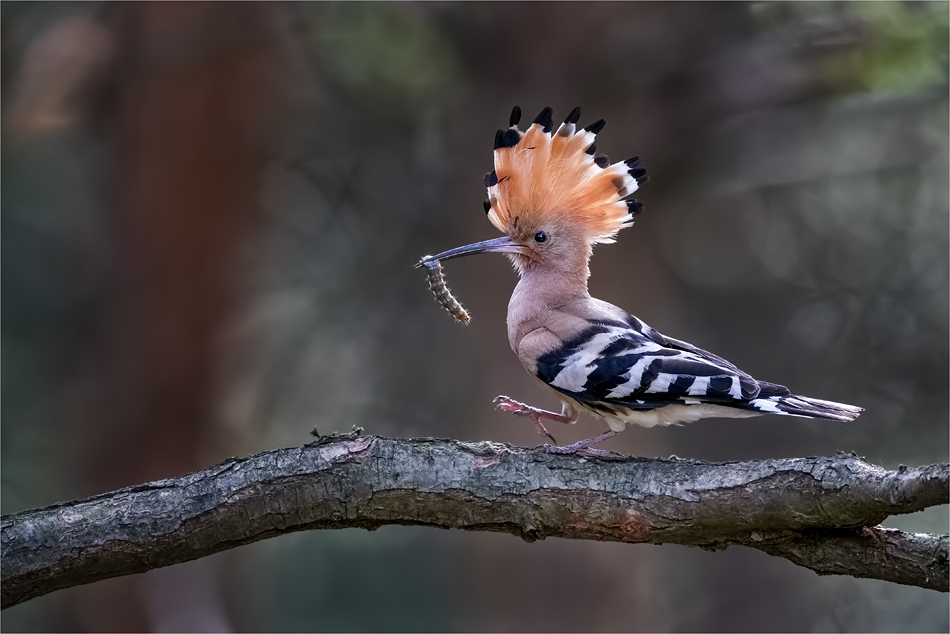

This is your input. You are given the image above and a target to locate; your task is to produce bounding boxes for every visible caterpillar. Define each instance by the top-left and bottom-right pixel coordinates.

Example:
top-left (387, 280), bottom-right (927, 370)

top-left (418, 257), bottom-right (471, 324)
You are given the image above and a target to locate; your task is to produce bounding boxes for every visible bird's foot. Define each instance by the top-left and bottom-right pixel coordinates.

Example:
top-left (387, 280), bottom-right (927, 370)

top-left (493, 395), bottom-right (571, 445)
top-left (493, 396), bottom-right (573, 423)
top-left (542, 430), bottom-right (621, 457)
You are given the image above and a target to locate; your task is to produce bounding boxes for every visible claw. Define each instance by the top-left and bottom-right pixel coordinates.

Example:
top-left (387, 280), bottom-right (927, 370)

top-left (542, 430), bottom-right (621, 456)
top-left (493, 395), bottom-right (558, 444)
top-left (493, 396), bottom-right (529, 415)
top-left (533, 421), bottom-right (558, 445)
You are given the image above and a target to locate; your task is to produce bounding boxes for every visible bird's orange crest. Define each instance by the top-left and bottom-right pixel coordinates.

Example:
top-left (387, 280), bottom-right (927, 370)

top-left (484, 106), bottom-right (647, 244)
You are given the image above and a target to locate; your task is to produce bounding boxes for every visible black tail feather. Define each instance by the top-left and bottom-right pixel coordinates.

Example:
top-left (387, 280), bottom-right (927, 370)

top-left (746, 394), bottom-right (863, 422)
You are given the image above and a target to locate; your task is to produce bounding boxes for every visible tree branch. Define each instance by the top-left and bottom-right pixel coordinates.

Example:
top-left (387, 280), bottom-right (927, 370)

top-left (3, 435), bottom-right (947, 608)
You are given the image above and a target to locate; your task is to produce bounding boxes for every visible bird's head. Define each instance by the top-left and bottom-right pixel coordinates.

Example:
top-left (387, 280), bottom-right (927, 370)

top-left (423, 106), bottom-right (647, 278)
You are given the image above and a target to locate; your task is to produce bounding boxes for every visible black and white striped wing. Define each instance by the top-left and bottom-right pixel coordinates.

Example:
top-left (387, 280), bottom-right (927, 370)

top-left (535, 322), bottom-right (762, 409)
top-left (535, 316), bottom-right (862, 422)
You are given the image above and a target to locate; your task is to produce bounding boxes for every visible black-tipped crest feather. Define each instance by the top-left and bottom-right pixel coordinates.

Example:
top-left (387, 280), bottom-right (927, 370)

top-left (495, 128), bottom-right (521, 149)
top-left (533, 107), bottom-right (554, 133)
top-left (584, 119), bottom-right (606, 134)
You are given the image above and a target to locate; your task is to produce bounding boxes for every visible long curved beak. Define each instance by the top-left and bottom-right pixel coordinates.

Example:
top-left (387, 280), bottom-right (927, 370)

top-left (415, 236), bottom-right (524, 268)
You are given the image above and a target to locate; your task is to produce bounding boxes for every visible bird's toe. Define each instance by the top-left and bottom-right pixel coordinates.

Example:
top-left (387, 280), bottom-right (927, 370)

top-left (493, 395), bottom-right (526, 414)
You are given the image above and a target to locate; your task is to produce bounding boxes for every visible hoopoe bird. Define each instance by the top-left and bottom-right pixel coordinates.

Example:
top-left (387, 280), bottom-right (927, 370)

top-left (420, 106), bottom-right (862, 455)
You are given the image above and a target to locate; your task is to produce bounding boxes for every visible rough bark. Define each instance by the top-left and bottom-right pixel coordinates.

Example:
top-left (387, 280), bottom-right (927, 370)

top-left (2, 435), bottom-right (948, 608)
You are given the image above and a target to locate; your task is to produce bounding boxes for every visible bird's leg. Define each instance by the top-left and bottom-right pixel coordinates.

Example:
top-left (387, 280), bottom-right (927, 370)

top-left (545, 429), bottom-right (619, 457)
top-left (493, 395), bottom-right (574, 445)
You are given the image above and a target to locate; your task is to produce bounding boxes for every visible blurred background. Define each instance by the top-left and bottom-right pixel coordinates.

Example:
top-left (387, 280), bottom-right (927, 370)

top-left (2, 1), bottom-right (947, 631)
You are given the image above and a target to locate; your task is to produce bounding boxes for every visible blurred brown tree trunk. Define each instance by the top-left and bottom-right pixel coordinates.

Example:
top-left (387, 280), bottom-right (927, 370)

top-left (76, 3), bottom-right (296, 631)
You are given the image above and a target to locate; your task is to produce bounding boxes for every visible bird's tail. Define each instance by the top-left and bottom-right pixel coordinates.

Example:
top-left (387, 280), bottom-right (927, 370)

top-left (747, 394), bottom-right (863, 422)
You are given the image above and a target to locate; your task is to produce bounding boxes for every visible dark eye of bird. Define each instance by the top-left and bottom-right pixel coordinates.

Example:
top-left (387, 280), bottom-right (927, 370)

top-left (534, 231), bottom-right (548, 243)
